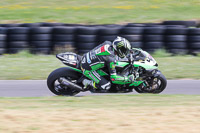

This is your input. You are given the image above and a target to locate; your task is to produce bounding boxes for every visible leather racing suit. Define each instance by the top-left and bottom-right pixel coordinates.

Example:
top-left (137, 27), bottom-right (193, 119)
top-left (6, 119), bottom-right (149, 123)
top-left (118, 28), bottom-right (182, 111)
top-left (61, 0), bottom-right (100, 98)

top-left (80, 41), bottom-right (130, 90)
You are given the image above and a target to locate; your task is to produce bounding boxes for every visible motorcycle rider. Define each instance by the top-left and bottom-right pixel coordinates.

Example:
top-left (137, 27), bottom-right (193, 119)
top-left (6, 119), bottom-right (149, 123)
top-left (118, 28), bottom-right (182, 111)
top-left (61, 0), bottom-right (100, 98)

top-left (81, 36), bottom-right (135, 90)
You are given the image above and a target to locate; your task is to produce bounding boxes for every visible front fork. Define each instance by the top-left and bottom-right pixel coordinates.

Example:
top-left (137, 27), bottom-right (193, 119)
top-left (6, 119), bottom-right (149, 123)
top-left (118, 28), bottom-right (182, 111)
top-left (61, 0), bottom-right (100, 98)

top-left (141, 70), bottom-right (160, 89)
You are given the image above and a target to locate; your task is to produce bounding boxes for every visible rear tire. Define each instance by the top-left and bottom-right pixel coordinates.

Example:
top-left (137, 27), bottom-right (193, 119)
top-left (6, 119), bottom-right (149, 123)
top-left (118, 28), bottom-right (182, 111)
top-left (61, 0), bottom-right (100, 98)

top-left (47, 67), bottom-right (82, 96)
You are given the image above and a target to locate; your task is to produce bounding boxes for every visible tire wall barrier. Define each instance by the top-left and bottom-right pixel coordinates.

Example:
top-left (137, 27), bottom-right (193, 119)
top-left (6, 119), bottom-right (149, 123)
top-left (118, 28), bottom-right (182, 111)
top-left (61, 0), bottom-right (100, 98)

top-left (0, 21), bottom-right (200, 55)
top-left (0, 27), bottom-right (7, 54)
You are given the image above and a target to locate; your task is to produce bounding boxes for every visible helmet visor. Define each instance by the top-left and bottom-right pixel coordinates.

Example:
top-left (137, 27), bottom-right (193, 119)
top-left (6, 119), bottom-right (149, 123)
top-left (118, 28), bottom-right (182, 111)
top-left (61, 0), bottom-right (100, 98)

top-left (118, 47), bottom-right (129, 58)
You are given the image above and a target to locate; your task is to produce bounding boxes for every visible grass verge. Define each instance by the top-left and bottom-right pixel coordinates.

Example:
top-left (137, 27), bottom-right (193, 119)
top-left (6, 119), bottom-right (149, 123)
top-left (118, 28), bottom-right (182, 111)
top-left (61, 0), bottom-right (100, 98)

top-left (0, 0), bottom-right (200, 24)
top-left (0, 51), bottom-right (200, 80)
top-left (0, 95), bottom-right (200, 133)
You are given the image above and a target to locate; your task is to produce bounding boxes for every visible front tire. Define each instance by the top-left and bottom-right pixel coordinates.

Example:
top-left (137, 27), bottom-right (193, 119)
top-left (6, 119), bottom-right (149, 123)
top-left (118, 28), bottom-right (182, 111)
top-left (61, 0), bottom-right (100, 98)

top-left (47, 67), bottom-right (82, 96)
top-left (134, 72), bottom-right (167, 94)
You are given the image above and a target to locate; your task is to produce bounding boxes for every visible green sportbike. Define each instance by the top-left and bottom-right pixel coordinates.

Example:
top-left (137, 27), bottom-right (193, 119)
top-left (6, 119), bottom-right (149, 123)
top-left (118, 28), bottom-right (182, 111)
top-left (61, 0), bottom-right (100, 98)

top-left (47, 48), bottom-right (167, 96)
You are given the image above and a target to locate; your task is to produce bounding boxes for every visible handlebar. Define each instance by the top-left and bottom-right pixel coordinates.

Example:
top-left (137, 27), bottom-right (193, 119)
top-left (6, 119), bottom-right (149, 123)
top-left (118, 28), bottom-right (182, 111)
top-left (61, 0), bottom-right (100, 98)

top-left (128, 50), bottom-right (141, 63)
top-left (127, 49), bottom-right (141, 74)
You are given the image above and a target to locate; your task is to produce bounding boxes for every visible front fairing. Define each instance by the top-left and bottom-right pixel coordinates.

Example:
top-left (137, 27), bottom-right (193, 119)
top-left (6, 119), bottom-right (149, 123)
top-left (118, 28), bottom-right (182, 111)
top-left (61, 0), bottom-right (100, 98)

top-left (132, 48), bottom-right (158, 69)
top-left (116, 49), bottom-right (158, 70)
top-left (134, 61), bottom-right (157, 70)
top-left (115, 48), bottom-right (158, 86)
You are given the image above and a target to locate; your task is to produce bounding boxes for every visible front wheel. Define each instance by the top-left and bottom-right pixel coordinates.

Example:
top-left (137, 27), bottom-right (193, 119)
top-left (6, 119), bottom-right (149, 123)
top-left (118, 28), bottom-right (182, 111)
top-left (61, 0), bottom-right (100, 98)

top-left (47, 67), bottom-right (82, 96)
top-left (134, 72), bottom-right (167, 94)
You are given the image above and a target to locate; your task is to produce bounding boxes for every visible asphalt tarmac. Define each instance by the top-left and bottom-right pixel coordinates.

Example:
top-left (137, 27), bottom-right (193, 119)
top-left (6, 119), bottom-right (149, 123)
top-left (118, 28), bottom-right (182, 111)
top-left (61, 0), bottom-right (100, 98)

top-left (0, 80), bottom-right (199, 97)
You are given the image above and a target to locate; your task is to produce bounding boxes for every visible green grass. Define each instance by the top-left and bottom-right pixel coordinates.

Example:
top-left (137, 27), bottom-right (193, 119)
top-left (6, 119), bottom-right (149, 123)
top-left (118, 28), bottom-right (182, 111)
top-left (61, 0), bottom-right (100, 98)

top-left (0, 0), bottom-right (200, 24)
top-left (156, 56), bottom-right (200, 79)
top-left (0, 51), bottom-right (65, 80)
top-left (0, 95), bottom-right (200, 109)
top-left (0, 51), bottom-right (200, 80)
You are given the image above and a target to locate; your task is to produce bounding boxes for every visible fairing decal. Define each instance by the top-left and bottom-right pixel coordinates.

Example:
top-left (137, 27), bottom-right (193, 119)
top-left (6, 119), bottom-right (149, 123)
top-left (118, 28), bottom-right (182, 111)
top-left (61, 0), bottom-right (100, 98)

top-left (66, 66), bottom-right (82, 73)
top-left (129, 81), bottom-right (144, 86)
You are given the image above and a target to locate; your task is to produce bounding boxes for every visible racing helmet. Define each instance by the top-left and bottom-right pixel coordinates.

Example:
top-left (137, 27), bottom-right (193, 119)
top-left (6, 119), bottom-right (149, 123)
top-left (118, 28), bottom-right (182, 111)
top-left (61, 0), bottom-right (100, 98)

top-left (112, 36), bottom-right (131, 58)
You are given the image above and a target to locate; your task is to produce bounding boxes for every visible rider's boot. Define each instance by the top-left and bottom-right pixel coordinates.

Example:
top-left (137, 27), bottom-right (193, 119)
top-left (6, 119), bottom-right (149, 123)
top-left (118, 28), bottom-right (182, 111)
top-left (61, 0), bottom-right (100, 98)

top-left (82, 79), bottom-right (96, 90)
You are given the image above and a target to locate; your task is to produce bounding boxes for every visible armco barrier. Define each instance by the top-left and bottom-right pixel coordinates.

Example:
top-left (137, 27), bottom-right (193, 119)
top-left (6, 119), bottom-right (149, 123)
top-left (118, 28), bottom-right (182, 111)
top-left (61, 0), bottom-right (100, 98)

top-left (0, 21), bottom-right (200, 55)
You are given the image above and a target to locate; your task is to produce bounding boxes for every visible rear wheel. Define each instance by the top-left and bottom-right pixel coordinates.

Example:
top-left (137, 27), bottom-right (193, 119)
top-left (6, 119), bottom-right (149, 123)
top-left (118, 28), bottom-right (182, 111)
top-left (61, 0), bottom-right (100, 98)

top-left (47, 67), bottom-right (82, 96)
top-left (134, 72), bottom-right (167, 94)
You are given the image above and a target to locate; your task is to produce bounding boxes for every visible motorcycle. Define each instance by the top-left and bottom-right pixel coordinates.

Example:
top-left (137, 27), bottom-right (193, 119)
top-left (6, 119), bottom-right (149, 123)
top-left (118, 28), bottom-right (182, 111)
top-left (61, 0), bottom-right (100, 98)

top-left (47, 48), bottom-right (167, 96)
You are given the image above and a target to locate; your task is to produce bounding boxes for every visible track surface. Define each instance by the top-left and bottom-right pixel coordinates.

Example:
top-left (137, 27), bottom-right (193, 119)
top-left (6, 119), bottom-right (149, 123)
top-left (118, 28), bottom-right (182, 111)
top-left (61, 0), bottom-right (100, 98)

top-left (0, 80), bottom-right (200, 97)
